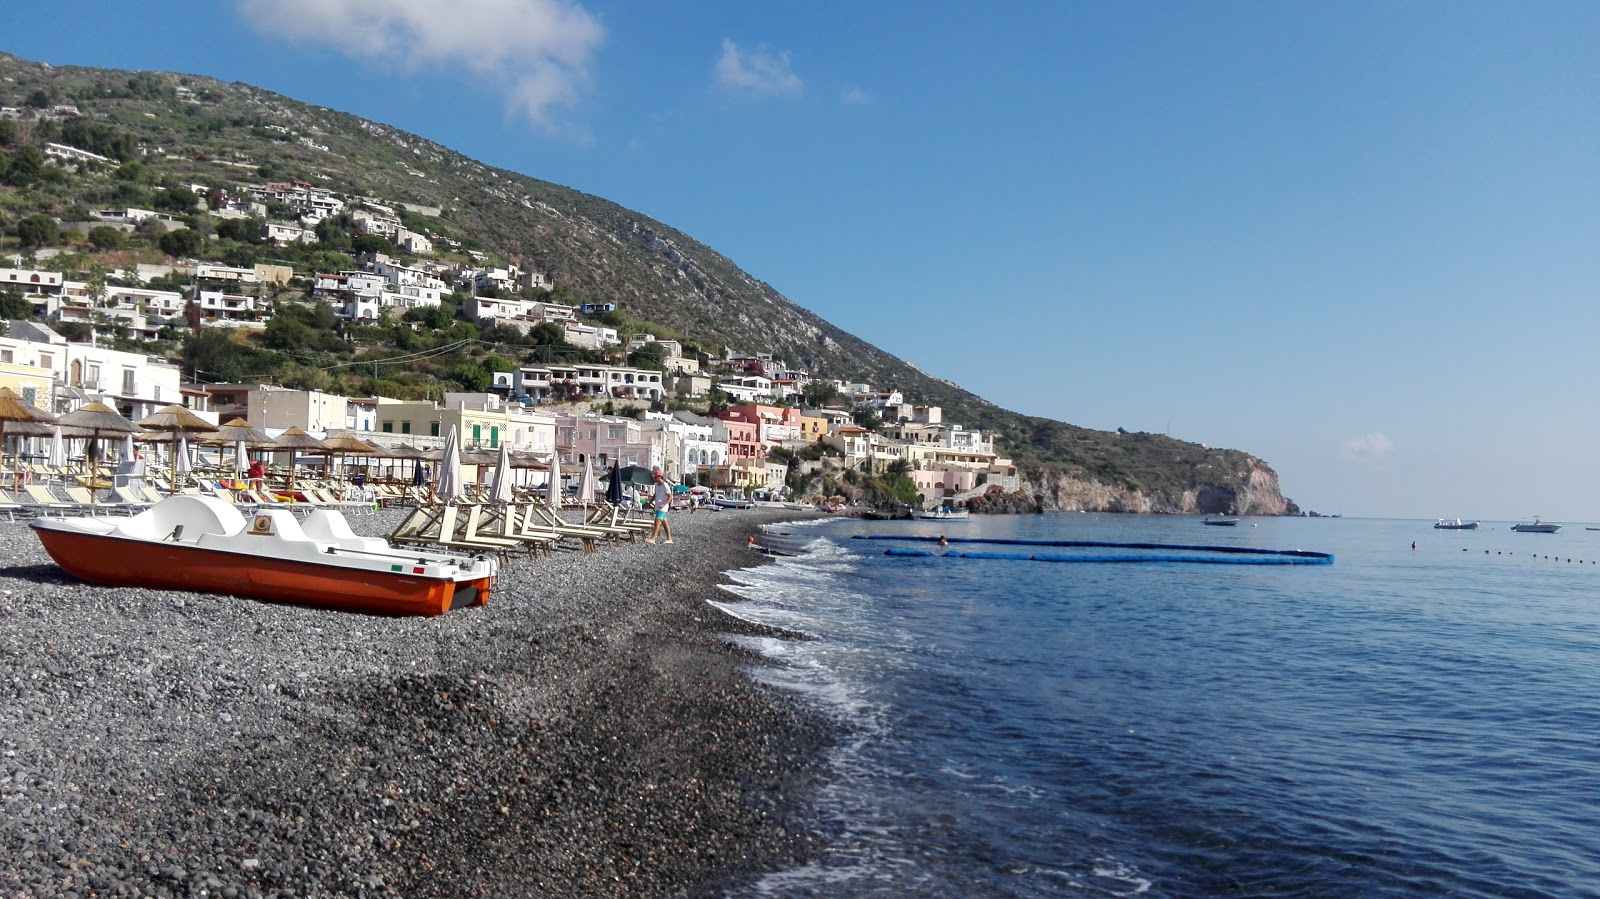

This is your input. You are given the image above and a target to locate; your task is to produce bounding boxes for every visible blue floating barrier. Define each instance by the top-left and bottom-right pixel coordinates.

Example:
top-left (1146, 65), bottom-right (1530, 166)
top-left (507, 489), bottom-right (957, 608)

top-left (860, 533), bottom-right (1333, 565)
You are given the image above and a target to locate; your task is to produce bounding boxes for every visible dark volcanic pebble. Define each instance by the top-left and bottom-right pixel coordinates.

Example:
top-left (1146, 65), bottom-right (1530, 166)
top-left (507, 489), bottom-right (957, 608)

top-left (0, 505), bottom-right (830, 897)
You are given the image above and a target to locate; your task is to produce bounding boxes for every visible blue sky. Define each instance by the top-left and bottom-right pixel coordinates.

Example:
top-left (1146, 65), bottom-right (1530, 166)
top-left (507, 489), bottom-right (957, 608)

top-left (6, 1), bottom-right (1599, 520)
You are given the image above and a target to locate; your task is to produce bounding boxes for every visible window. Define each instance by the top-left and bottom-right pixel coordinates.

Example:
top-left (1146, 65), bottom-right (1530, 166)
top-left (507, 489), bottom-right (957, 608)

top-left (381, 421), bottom-right (393, 433)
top-left (38, 353), bottom-right (52, 370)
top-left (429, 421), bottom-right (439, 437)
top-left (472, 424), bottom-right (482, 445)
top-left (489, 426), bottom-right (499, 448)
top-left (401, 421), bottom-right (411, 434)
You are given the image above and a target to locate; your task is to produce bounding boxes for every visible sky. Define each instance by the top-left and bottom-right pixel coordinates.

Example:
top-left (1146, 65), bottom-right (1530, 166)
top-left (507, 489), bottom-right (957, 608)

top-left (4, 1), bottom-right (1598, 520)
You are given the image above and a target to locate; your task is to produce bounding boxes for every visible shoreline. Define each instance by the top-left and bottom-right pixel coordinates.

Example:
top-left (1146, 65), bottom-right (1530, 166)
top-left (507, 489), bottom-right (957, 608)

top-left (0, 505), bottom-right (831, 898)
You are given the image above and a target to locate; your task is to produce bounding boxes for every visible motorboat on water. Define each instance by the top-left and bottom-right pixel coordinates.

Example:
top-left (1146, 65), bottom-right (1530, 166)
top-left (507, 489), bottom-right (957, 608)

top-left (1202, 517), bottom-right (1240, 526)
top-left (31, 495), bottom-right (496, 616)
top-left (1433, 518), bottom-right (1480, 530)
top-left (1511, 518), bottom-right (1562, 533)
top-left (913, 507), bottom-right (970, 521)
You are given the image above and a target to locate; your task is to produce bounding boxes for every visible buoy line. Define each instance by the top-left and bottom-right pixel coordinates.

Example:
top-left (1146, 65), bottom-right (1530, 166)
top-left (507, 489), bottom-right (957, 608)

top-left (855, 535), bottom-right (1333, 565)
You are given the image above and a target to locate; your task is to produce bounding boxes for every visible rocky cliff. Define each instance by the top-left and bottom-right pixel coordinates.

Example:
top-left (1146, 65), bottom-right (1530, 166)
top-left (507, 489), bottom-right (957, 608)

top-left (965, 455), bottom-right (1296, 516)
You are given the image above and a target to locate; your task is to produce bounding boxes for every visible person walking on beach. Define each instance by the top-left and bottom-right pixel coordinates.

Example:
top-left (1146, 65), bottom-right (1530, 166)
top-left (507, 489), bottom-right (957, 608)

top-left (648, 470), bottom-right (674, 544)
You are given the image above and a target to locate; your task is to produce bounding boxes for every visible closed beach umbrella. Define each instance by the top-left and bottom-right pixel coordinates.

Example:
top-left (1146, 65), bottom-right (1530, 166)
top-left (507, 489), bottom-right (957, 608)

top-left (575, 462), bottom-right (597, 506)
top-left (58, 402), bottom-right (140, 503)
top-left (435, 424), bottom-right (462, 505)
top-left (174, 437), bottom-right (192, 478)
top-left (0, 386), bottom-right (58, 468)
top-left (606, 460), bottom-right (624, 505)
top-left (47, 426), bottom-right (66, 469)
top-left (546, 452), bottom-right (562, 510)
top-left (489, 443), bottom-right (513, 505)
top-left (121, 434), bottom-right (136, 462)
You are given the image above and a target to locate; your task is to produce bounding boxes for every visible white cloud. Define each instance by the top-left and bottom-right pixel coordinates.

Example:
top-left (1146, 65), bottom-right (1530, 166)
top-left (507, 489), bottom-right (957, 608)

top-left (236, 0), bottom-right (603, 125)
top-left (841, 85), bottom-right (870, 105)
top-left (715, 39), bottom-right (803, 96)
top-left (1340, 432), bottom-right (1394, 462)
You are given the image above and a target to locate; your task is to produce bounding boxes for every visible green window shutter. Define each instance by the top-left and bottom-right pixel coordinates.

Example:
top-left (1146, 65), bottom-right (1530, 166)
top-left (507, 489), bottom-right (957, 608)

top-left (490, 426), bottom-right (499, 448)
top-left (472, 424), bottom-right (482, 444)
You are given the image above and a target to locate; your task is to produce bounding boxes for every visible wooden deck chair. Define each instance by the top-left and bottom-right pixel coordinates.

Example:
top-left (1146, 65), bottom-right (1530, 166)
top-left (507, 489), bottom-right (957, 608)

top-left (390, 504), bottom-right (509, 561)
top-left (452, 504), bottom-right (534, 560)
top-left (508, 503), bottom-right (602, 554)
top-left (477, 504), bottom-right (560, 557)
top-left (526, 501), bottom-right (629, 544)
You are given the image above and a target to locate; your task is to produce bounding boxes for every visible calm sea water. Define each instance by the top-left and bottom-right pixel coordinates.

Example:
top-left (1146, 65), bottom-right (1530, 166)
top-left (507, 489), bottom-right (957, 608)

top-left (713, 514), bottom-right (1600, 898)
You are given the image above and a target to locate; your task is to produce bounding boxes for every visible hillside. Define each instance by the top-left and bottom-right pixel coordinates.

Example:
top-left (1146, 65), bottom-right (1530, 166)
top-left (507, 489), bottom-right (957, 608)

top-left (0, 51), bottom-right (1298, 515)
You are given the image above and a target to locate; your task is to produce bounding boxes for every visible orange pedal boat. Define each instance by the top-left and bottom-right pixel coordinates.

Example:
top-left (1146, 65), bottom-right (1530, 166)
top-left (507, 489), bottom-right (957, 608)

top-left (32, 495), bottom-right (496, 616)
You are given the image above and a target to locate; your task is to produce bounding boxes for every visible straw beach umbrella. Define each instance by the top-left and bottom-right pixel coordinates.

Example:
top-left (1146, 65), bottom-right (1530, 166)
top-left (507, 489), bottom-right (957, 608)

top-left (266, 427), bottom-right (330, 490)
top-left (197, 417), bottom-right (273, 483)
top-left (318, 431), bottom-right (382, 492)
top-left (0, 386), bottom-right (58, 469)
top-left (57, 402), bottom-right (139, 502)
top-left (137, 404), bottom-right (219, 494)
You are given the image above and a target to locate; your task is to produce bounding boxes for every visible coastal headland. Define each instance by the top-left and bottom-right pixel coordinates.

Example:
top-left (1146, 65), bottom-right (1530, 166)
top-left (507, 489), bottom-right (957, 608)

top-left (0, 507), bottom-right (829, 898)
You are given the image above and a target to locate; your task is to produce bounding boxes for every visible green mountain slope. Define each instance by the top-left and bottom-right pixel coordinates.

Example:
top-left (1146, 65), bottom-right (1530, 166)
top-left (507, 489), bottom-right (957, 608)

top-left (0, 51), bottom-right (1298, 515)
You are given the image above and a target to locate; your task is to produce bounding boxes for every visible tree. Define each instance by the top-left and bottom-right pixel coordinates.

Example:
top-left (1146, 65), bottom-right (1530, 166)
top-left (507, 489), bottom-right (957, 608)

top-left (0, 289), bottom-right (34, 320)
top-left (158, 228), bottom-right (204, 259)
top-left (6, 146), bottom-right (45, 185)
top-left (627, 340), bottom-right (669, 372)
top-left (87, 226), bottom-right (123, 250)
top-left (15, 215), bottom-right (59, 249)
top-left (852, 406), bottom-right (883, 430)
top-left (24, 89), bottom-right (51, 109)
top-left (0, 118), bottom-right (17, 148)
top-left (802, 380), bottom-right (845, 408)
top-left (449, 361), bottom-right (491, 393)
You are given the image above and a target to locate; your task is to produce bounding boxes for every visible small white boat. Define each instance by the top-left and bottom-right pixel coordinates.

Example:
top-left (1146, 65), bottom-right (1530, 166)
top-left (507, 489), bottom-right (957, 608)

top-left (1511, 518), bottom-right (1561, 533)
top-left (1433, 518), bottom-right (1480, 530)
top-left (711, 494), bottom-right (755, 509)
top-left (1202, 517), bottom-right (1240, 526)
top-left (913, 507), bottom-right (970, 521)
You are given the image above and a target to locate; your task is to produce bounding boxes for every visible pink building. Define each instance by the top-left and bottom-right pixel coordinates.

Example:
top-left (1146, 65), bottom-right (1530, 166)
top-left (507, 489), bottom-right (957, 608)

top-left (719, 403), bottom-right (800, 448)
top-left (718, 417), bottom-right (762, 461)
top-left (555, 414), bottom-right (661, 471)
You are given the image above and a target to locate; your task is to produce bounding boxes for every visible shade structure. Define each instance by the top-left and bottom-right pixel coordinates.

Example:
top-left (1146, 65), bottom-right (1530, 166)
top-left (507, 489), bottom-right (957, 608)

top-left (387, 444), bottom-right (428, 486)
top-left (0, 386), bottom-right (59, 468)
top-left (605, 460), bottom-right (624, 505)
top-left (318, 431), bottom-right (382, 490)
top-left (489, 443), bottom-right (514, 505)
top-left (617, 464), bottom-right (657, 487)
top-left (574, 463), bottom-right (597, 506)
top-left (196, 417), bottom-right (273, 482)
top-left (266, 427), bottom-right (330, 489)
top-left (546, 452), bottom-right (562, 510)
top-left (137, 404), bottom-right (219, 494)
top-left (57, 402), bottom-right (140, 503)
top-left (435, 425), bottom-right (462, 505)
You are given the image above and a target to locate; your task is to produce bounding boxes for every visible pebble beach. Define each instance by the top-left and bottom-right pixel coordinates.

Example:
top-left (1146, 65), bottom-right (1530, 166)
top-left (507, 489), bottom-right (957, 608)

top-left (0, 505), bottom-right (829, 899)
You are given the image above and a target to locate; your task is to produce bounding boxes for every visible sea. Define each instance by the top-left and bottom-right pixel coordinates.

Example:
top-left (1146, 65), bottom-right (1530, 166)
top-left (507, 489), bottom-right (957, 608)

top-left (711, 513), bottom-right (1600, 898)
